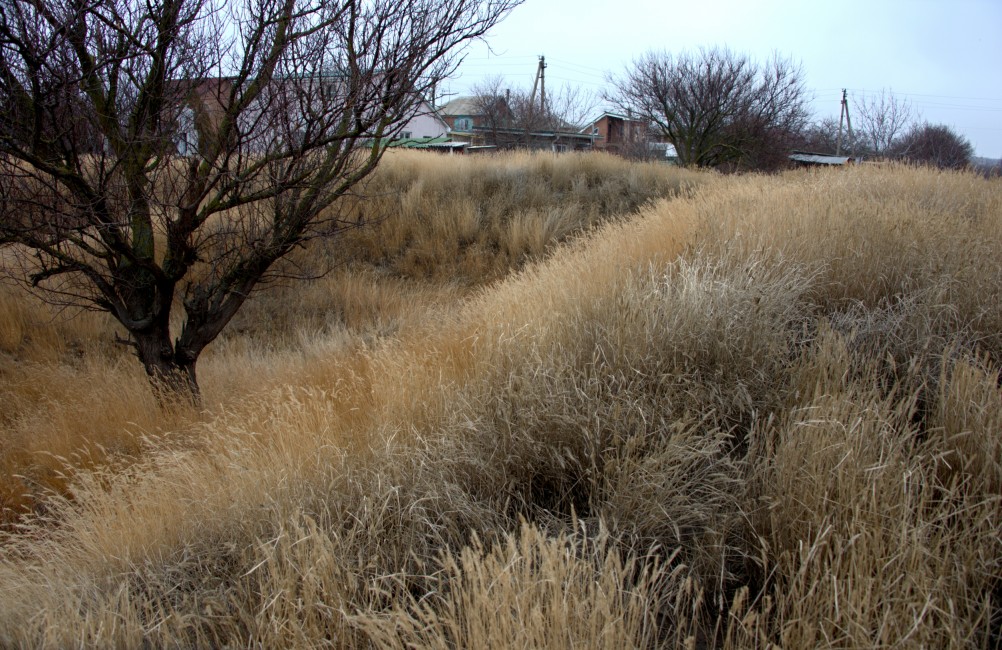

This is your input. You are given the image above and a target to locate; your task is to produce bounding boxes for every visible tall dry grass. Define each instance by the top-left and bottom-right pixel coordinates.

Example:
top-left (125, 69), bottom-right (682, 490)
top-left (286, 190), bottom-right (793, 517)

top-left (1, 151), bottom-right (695, 522)
top-left (0, 157), bottom-right (1000, 648)
top-left (334, 149), bottom-right (701, 284)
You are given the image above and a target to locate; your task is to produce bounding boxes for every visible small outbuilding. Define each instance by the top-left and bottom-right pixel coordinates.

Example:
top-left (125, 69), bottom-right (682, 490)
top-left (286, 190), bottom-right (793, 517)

top-left (788, 151), bottom-right (862, 167)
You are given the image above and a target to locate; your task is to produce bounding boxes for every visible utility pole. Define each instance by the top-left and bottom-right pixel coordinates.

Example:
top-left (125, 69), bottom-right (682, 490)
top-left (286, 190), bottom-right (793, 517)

top-left (539, 55), bottom-right (546, 113)
top-left (526, 55), bottom-right (547, 148)
top-left (844, 93), bottom-right (854, 156)
top-left (836, 89), bottom-right (854, 156)
top-left (529, 55), bottom-right (546, 111)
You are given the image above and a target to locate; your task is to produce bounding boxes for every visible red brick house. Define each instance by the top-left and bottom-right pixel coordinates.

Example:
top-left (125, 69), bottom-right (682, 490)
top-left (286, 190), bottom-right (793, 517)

top-left (583, 112), bottom-right (649, 155)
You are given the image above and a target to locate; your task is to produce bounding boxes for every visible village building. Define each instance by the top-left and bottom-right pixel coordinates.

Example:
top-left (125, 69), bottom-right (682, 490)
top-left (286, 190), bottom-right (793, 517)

top-left (174, 77), bottom-right (450, 156)
top-left (583, 112), bottom-right (649, 155)
top-left (437, 96), bottom-right (498, 134)
top-left (788, 151), bottom-right (863, 167)
top-left (438, 95), bottom-right (593, 152)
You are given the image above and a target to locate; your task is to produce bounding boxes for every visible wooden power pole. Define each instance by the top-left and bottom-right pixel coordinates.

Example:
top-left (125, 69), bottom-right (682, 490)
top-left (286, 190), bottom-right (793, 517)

top-left (525, 55), bottom-right (547, 147)
top-left (836, 89), bottom-right (854, 156)
top-left (539, 55), bottom-right (546, 113)
top-left (529, 55), bottom-right (546, 113)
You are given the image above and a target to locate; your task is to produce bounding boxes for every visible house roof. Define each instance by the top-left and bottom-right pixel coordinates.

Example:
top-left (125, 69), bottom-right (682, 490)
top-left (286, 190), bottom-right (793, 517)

top-left (469, 126), bottom-right (594, 141)
top-left (438, 96), bottom-right (484, 116)
top-left (789, 151), bottom-right (858, 165)
top-left (580, 112), bottom-right (649, 134)
top-left (583, 111), bottom-right (647, 127)
top-left (386, 135), bottom-right (465, 149)
top-left (593, 111), bottom-right (644, 122)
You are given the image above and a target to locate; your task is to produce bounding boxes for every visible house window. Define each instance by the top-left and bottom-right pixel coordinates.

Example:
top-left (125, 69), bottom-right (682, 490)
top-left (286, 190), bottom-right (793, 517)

top-left (454, 118), bottom-right (472, 131)
top-left (401, 131), bottom-right (412, 139)
top-left (175, 106), bottom-right (197, 156)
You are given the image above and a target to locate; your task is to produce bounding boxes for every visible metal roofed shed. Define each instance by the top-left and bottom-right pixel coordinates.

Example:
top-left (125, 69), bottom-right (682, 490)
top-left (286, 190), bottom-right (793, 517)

top-left (789, 151), bottom-right (862, 166)
top-left (385, 135), bottom-right (466, 151)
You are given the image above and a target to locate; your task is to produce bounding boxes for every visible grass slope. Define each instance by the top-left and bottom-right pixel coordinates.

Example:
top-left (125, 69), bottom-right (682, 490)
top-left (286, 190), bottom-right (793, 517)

top-left (1, 154), bottom-right (1000, 647)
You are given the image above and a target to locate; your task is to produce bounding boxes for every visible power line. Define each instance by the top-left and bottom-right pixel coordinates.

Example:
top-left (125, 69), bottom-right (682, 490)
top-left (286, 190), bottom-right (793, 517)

top-left (546, 57), bottom-right (611, 78)
top-left (847, 88), bottom-right (1002, 103)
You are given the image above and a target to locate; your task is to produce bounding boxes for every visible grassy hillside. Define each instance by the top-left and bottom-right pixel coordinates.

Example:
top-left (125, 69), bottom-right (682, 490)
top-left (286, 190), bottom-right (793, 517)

top-left (1, 153), bottom-right (1000, 647)
top-left (0, 151), bottom-right (699, 519)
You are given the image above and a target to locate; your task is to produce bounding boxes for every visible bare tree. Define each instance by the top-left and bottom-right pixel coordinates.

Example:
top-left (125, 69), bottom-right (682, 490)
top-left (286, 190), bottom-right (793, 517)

top-left (798, 116), bottom-right (866, 155)
top-left (540, 83), bottom-right (597, 132)
top-left (971, 157), bottom-right (1002, 179)
top-left (505, 89), bottom-right (547, 147)
top-left (729, 54), bottom-right (813, 170)
top-left (893, 122), bottom-right (974, 170)
top-left (608, 47), bottom-right (809, 170)
top-left (853, 88), bottom-right (915, 158)
top-left (798, 117), bottom-right (842, 154)
top-left (0, 0), bottom-right (519, 401)
top-left (469, 74), bottom-right (515, 145)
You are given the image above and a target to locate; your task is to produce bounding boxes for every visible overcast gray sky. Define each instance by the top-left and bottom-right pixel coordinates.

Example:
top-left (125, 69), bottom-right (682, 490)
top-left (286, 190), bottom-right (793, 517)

top-left (443, 0), bottom-right (1002, 158)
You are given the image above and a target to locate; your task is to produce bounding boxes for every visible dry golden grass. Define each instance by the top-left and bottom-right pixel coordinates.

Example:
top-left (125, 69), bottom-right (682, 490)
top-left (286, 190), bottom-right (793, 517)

top-left (1, 151), bottom-right (692, 522)
top-left (0, 154), bottom-right (1000, 648)
top-left (356, 522), bottom-right (672, 649)
top-left (334, 149), bottom-right (701, 284)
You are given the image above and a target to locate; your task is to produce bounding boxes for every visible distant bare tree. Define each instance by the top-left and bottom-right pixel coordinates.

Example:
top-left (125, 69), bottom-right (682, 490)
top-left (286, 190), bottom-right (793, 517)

top-left (608, 47), bottom-right (809, 170)
top-left (470, 75), bottom-right (515, 145)
top-left (983, 158), bottom-right (1002, 179)
top-left (543, 84), bottom-right (598, 132)
top-left (509, 83), bottom-right (596, 146)
top-left (799, 117), bottom-right (842, 154)
top-left (470, 77), bottom-right (597, 149)
top-left (969, 157), bottom-right (1002, 178)
top-left (0, 0), bottom-right (520, 402)
top-left (798, 116), bottom-right (865, 155)
top-left (893, 123), bottom-right (974, 170)
top-left (853, 89), bottom-right (915, 158)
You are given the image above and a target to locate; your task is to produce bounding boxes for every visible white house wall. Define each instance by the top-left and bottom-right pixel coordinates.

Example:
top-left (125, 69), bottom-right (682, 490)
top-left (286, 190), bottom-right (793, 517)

top-left (396, 111), bottom-right (449, 139)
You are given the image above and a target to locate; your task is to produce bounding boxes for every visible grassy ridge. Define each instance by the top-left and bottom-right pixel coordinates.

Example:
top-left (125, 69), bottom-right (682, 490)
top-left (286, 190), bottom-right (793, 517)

top-left (0, 155), bottom-right (1000, 647)
top-left (0, 151), bottom-right (697, 520)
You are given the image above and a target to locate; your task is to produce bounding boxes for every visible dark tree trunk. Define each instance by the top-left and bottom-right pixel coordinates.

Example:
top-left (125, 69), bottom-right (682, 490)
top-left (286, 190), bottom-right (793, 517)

top-left (132, 326), bottom-right (200, 405)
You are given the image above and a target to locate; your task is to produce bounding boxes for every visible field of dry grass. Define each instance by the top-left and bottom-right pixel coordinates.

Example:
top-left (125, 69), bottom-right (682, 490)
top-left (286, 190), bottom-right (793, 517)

top-left (1, 151), bottom-right (999, 647)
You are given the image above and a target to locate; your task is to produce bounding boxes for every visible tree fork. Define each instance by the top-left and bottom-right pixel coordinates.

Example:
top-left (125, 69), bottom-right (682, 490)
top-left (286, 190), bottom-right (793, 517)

top-left (131, 324), bottom-right (201, 405)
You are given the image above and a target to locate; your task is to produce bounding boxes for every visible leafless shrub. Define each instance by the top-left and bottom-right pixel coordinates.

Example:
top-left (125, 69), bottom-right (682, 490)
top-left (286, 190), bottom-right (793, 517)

top-left (608, 47), bottom-right (810, 170)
